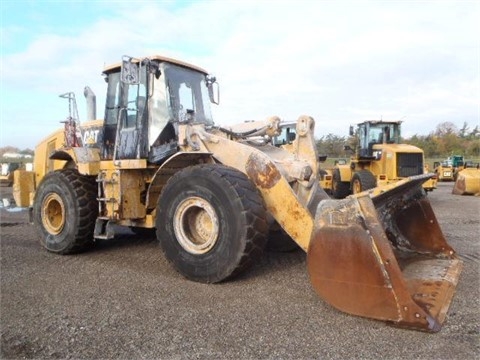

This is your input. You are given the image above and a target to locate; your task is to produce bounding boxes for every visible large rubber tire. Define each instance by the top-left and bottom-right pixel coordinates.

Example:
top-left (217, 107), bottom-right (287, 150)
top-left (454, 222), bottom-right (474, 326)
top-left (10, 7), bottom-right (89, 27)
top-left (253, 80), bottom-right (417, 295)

top-left (332, 168), bottom-right (350, 199)
top-left (351, 170), bottom-right (377, 194)
top-left (156, 164), bottom-right (269, 283)
top-left (33, 169), bottom-right (98, 254)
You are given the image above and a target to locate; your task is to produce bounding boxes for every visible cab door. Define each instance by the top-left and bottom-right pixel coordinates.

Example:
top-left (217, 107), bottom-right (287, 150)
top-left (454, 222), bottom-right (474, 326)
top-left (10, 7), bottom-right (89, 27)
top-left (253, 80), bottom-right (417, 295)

top-left (115, 80), bottom-right (147, 160)
top-left (109, 58), bottom-right (149, 161)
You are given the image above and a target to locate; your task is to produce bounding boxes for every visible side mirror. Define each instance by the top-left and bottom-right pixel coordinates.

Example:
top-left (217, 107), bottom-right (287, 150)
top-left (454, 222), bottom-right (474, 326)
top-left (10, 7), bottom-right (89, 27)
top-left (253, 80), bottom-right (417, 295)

top-left (349, 125), bottom-right (354, 136)
top-left (121, 55), bottom-right (140, 85)
top-left (207, 75), bottom-right (220, 105)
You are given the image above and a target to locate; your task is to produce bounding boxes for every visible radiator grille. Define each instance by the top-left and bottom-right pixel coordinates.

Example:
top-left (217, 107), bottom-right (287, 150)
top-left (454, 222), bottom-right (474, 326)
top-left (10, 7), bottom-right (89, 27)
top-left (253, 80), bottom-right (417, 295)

top-left (397, 153), bottom-right (423, 177)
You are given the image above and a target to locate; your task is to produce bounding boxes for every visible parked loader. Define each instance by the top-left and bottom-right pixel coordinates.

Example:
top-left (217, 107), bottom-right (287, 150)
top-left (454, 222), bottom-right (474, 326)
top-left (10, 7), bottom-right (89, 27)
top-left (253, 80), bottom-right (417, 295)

top-left (433, 160), bottom-right (455, 182)
top-left (14, 55), bottom-right (462, 332)
top-left (321, 120), bottom-right (436, 198)
top-left (433, 155), bottom-right (480, 195)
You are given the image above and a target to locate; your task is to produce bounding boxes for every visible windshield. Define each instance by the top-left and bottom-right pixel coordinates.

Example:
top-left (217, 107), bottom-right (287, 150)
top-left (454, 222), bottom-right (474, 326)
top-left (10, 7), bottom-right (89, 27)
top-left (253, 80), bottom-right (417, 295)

top-left (163, 63), bottom-right (214, 126)
top-left (365, 123), bottom-right (401, 144)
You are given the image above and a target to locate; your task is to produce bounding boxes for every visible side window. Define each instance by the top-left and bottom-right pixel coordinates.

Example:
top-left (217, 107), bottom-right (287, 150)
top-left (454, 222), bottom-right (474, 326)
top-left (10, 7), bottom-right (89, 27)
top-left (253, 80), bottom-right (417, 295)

top-left (105, 73), bottom-right (121, 125)
top-left (178, 82), bottom-right (194, 121)
top-left (123, 76), bottom-right (147, 128)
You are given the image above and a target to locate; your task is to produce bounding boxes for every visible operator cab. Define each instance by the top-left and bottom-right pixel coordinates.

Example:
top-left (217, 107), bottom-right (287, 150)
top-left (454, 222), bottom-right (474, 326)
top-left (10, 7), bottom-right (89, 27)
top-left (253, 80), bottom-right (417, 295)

top-left (355, 120), bottom-right (402, 158)
top-left (272, 122), bottom-right (296, 147)
top-left (101, 55), bottom-right (219, 162)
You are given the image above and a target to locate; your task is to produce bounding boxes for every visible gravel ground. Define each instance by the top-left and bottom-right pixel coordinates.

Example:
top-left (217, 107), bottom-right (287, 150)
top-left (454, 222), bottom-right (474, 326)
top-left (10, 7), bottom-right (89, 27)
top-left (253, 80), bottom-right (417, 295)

top-left (0, 182), bottom-right (479, 359)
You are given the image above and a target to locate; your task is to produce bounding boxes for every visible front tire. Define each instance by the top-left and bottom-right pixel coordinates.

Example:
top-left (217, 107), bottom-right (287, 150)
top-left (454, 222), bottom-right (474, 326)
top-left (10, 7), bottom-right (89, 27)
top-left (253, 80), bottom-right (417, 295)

top-left (332, 168), bottom-right (350, 199)
top-left (156, 164), bottom-right (269, 283)
top-left (351, 170), bottom-right (376, 194)
top-left (33, 169), bottom-right (97, 254)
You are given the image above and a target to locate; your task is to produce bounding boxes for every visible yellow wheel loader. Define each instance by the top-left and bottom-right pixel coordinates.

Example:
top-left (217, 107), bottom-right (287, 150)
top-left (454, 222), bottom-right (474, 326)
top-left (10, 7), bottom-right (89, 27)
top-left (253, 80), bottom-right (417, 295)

top-left (14, 55), bottom-right (462, 332)
top-left (434, 161), bottom-right (455, 182)
top-left (322, 120), bottom-right (437, 198)
top-left (433, 155), bottom-right (480, 195)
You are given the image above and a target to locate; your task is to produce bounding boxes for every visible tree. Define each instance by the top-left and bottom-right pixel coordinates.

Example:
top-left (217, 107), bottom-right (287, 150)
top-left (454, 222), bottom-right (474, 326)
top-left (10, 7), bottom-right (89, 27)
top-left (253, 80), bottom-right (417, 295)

top-left (459, 122), bottom-right (469, 138)
top-left (0, 146), bottom-right (20, 158)
top-left (434, 121), bottom-right (457, 137)
top-left (316, 134), bottom-right (347, 157)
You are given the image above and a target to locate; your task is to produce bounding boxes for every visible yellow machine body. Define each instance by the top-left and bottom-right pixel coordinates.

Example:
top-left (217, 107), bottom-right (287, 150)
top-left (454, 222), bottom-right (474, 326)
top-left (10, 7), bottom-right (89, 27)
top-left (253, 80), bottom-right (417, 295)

top-left (434, 163), bottom-right (455, 182)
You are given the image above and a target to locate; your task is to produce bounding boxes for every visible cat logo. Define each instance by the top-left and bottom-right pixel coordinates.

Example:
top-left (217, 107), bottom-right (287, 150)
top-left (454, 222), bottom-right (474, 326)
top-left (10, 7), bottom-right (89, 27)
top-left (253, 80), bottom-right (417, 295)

top-left (83, 129), bottom-right (100, 145)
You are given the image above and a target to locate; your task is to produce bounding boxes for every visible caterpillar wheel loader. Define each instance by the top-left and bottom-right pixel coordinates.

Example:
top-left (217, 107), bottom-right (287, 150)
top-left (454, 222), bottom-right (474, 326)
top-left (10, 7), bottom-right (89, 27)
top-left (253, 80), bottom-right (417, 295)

top-left (321, 120), bottom-right (437, 198)
top-left (433, 160), bottom-right (455, 182)
top-left (14, 55), bottom-right (462, 332)
top-left (432, 155), bottom-right (480, 195)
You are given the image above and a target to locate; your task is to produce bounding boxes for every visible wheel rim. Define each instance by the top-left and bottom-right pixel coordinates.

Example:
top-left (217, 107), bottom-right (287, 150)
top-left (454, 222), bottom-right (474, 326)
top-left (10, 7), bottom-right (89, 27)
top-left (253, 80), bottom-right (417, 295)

top-left (352, 179), bottom-right (362, 194)
top-left (173, 197), bottom-right (219, 254)
top-left (42, 193), bottom-right (65, 235)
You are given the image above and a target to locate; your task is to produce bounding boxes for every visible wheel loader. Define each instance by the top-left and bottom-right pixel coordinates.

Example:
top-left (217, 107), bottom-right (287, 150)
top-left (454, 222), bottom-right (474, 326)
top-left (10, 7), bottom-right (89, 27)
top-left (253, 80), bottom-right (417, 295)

top-left (433, 155), bottom-right (480, 195)
top-left (321, 120), bottom-right (437, 198)
top-left (433, 160), bottom-right (455, 182)
top-left (14, 55), bottom-right (462, 332)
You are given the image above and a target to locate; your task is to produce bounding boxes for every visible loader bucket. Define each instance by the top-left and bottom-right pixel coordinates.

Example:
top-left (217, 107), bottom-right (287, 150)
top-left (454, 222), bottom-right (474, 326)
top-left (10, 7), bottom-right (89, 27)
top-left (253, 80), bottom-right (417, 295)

top-left (307, 174), bottom-right (463, 332)
top-left (452, 168), bottom-right (480, 195)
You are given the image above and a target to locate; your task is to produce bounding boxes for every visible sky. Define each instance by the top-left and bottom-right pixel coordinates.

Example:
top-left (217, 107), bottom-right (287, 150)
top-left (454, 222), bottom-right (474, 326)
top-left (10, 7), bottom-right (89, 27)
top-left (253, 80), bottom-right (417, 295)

top-left (1, 0), bottom-right (479, 149)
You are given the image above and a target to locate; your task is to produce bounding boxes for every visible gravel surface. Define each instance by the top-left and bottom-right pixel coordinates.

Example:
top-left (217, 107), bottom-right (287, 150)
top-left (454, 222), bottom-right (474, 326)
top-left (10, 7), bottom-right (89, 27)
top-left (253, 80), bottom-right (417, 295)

top-left (1, 182), bottom-right (479, 359)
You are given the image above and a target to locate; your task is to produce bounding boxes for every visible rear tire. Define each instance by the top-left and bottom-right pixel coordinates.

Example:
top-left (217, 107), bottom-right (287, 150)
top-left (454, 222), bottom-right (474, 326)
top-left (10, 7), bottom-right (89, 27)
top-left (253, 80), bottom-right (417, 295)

top-left (351, 170), bottom-right (376, 194)
top-left (156, 164), bottom-right (269, 283)
top-left (332, 168), bottom-right (350, 199)
top-left (33, 169), bottom-right (97, 254)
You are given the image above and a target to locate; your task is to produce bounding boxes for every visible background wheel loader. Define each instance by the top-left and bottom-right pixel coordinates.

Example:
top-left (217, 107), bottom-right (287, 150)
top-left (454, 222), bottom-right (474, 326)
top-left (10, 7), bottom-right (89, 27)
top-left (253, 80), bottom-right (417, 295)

top-left (320, 120), bottom-right (437, 198)
top-left (433, 155), bottom-right (480, 195)
top-left (14, 55), bottom-right (462, 332)
top-left (433, 160), bottom-right (455, 182)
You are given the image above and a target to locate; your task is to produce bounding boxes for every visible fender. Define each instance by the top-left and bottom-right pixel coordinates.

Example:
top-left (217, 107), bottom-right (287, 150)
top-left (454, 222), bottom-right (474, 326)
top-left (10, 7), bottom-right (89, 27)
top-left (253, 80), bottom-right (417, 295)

top-left (145, 152), bottom-right (215, 211)
top-left (50, 147), bottom-right (101, 175)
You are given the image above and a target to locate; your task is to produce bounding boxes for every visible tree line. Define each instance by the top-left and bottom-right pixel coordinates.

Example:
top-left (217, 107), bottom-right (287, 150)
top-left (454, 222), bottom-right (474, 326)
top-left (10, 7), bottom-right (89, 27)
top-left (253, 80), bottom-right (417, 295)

top-left (0, 146), bottom-right (34, 162)
top-left (316, 121), bottom-right (480, 159)
top-left (2, 120), bottom-right (479, 161)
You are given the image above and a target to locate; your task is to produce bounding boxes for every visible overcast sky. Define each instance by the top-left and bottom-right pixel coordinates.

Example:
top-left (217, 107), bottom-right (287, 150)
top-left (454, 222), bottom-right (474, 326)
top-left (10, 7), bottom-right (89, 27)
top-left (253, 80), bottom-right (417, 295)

top-left (1, 0), bottom-right (479, 149)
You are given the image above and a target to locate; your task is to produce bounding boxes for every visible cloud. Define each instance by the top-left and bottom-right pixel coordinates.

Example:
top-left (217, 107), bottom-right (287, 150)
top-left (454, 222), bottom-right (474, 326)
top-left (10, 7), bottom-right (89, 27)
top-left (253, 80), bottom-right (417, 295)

top-left (1, 0), bottom-right (478, 149)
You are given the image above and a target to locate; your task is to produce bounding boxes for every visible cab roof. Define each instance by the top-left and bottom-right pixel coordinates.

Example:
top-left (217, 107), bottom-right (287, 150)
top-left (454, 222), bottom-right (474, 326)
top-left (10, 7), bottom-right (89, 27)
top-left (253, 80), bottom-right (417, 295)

top-left (359, 120), bottom-right (403, 126)
top-left (102, 55), bottom-right (209, 75)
